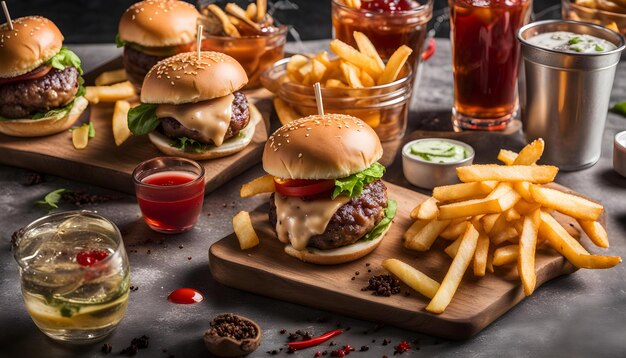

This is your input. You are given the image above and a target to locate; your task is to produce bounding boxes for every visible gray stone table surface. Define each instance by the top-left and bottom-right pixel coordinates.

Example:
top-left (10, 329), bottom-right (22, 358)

top-left (1, 40), bottom-right (625, 358)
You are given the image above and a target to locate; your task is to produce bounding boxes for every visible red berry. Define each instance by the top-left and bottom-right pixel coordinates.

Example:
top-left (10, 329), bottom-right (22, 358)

top-left (76, 250), bottom-right (109, 266)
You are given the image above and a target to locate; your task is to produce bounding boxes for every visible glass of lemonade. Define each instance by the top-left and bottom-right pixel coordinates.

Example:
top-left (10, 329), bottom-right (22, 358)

top-left (13, 211), bottom-right (130, 343)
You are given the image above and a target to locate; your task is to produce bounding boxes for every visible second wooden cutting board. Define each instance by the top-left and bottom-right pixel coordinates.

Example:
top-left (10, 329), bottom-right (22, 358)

top-left (209, 181), bottom-right (584, 340)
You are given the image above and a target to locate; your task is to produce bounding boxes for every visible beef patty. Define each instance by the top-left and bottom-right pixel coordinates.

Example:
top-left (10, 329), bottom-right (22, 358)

top-left (269, 180), bottom-right (388, 250)
top-left (0, 67), bottom-right (80, 119)
top-left (123, 45), bottom-right (166, 86)
top-left (159, 92), bottom-right (250, 145)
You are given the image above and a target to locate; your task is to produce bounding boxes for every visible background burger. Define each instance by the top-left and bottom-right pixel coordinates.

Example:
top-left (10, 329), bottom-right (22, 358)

top-left (117, 0), bottom-right (200, 88)
top-left (0, 16), bottom-right (87, 137)
top-left (262, 114), bottom-right (397, 265)
top-left (127, 51), bottom-right (260, 159)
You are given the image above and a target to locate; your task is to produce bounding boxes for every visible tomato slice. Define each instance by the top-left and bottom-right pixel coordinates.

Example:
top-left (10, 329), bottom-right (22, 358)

top-left (274, 178), bottom-right (335, 197)
top-left (0, 65), bottom-right (52, 86)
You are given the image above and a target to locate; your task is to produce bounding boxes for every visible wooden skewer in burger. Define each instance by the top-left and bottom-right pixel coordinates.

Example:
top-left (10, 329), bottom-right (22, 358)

top-left (261, 83), bottom-right (397, 264)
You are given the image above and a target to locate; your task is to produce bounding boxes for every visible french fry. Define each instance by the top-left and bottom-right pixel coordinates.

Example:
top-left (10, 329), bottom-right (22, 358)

top-left (481, 213), bottom-right (501, 233)
top-left (225, 3), bottom-right (261, 31)
top-left (513, 181), bottom-right (533, 202)
top-left (240, 175), bottom-right (276, 198)
top-left (578, 220), bottom-right (609, 248)
top-left (518, 209), bottom-right (540, 295)
top-left (207, 4), bottom-right (240, 37)
top-left (340, 61), bottom-right (364, 88)
top-left (403, 219), bottom-right (429, 242)
top-left (473, 234), bottom-right (490, 277)
top-left (325, 79), bottom-right (348, 88)
top-left (497, 149), bottom-right (517, 165)
top-left (530, 185), bottom-right (603, 221)
top-left (539, 211), bottom-right (621, 269)
top-left (330, 39), bottom-right (383, 78)
top-left (112, 100), bottom-right (131, 146)
top-left (438, 189), bottom-right (520, 220)
top-left (486, 247), bottom-right (495, 273)
top-left (377, 45), bottom-right (412, 85)
top-left (457, 165), bottom-right (559, 184)
top-left (84, 81), bottom-right (136, 104)
top-left (440, 221), bottom-right (468, 240)
top-left (410, 197), bottom-right (439, 220)
top-left (359, 70), bottom-right (376, 87)
top-left (485, 182), bottom-right (514, 199)
top-left (298, 61), bottom-right (313, 78)
top-left (491, 227), bottom-right (518, 245)
top-left (311, 59), bottom-right (327, 84)
top-left (432, 181), bottom-right (498, 202)
top-left (493, 245), bottom-right (519, 266)
top-left (256, 0), bottom-right (267, 22)
top-left (405, 219), bottom-right (451, 251)
top-left (426, 224), bottom-right (479, 314)
top-left (273, 98), bottom-right (300, 125)
top-left (246, 2), bottom-right (257, 19)
top-left (505, 207), bottom-right (521, 222)
top-left (72, 124), bottom-right (90, 150)
top-left (95, 69), bottom-right (127, 86)
top-left (382, 259), bottom-right (440, 299)
top-left (353, 31), bottom-right (385, 71)
top-left (287, 54), bottom-right (310, 80)
top-left (513, 138), bottom-right (544, 165)
top-left (444, 237), bottom-right (462, 258)
top-left (233, 211), bottom-right (260, 250)
top-left (514, 200), bottom-right (542, 215)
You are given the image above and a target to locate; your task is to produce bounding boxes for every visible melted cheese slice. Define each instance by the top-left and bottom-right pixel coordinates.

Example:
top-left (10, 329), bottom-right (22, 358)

top-left (155, 93), bottom-right (234, 146)
top-left (274, 194), bottom-right (350, 251)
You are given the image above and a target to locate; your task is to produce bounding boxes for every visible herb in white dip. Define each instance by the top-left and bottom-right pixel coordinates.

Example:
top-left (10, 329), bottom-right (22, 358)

top-left (528, 31), bottom-right (616, 54)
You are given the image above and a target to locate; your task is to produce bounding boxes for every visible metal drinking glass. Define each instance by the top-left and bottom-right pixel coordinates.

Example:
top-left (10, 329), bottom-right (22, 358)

top-left (518, 20), bottom-right (625, 170)
top-left (13, 211), bottom-right (130, 343)
top-left (449, 0), bottom-right (532, 130)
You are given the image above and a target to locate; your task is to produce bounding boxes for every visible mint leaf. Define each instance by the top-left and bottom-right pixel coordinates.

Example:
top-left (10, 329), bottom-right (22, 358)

top-left (613, 102), bottom-right (626, 117)
top-left (36, 189), bottom-right (67, 209)
top-left (46, 47), bottom-right (83, 75)
top-left (127, 103), bottom-right (159, 135)
top-left (115, 33), bottom-right (126, 48)
top-left (595, 44), bottom-right (604, 52)
top-left (362, 199), bottom-right (397, 241)
top-left (568, 37), bottom-right (582, 45)
top-left (332, 163), bottom-right (385, 199)
top-left (59, 303), bottom-right (81, 318)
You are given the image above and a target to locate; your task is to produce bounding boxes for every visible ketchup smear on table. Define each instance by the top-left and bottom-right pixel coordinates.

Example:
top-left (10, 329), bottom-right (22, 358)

top-left (168, 288), bottom-right (204, 304)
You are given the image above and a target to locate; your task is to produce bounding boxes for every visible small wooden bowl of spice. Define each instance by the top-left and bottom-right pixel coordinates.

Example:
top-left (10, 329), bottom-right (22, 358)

top-left (203, 313), bottom-right (261, 357)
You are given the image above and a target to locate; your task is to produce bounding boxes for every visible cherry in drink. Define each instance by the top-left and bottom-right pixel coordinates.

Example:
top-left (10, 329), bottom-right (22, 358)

top-left (133, 157), bottom-right (205, 233)
top-left (450, 0), bottom-right (531, 130)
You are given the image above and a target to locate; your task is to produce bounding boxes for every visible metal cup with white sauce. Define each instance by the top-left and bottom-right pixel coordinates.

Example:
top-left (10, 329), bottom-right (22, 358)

top-left (518, 20), bottom-right (625, 171)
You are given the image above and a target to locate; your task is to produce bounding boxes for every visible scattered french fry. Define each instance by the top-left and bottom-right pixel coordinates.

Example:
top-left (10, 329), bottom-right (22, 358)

top-left (84, 81), bottom-right (136, 104)
top-left (518, 209), bottom-right (540, 295)
top-left (233, 211), bottom-right (260, 250)
top-left (403, 219), bottom-right (429, 242)
top-left (493, 245), bottom-right (519, 266)
top-left (498, 149), bottom-right (517, 165)
top-left (377, 45), bottom-right (412, 85)
top-left (410, 197), bottom-right (439, 220)
top-left (246, 2), bottom-right (257, 19)
top-left (256, 0), bottom-right (266, 22)
top-left (578, 220), bottom-right (609, 248)
top-left (273, 98), bottom-right (300, 126)
top-left (383, 259), bottom-right (440, 299)
top-left (225, 3), bottom-right (261, 31)
top-left (207, 4), bottom-right (240, 37)
top-left (71, 124), bottom-right (90, 150)
top-left (404, 219), bottom-right (450, 251)
top-left (457, 165), bottom-right (559, 184)
top-left (530, 185), bottom-right (603, 221)
top-left (240, 175), bottom-right (276, 198)
top-left (444, 237), bottom-right (462, 258)
top-left (513, 138), bottom-right (544, 165)
top-left (95, 69), bottom-right (127, 86)
top-left (112, 100), bottom-right (131, 146)
top-left (330, 39), bottom-right (383, 78)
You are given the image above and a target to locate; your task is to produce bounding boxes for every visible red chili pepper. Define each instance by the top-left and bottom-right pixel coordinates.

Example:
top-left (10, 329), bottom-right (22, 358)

top-left (421, 38), bottom-right (436, 62)
top-left (287, 330), bottom-right (343, 350)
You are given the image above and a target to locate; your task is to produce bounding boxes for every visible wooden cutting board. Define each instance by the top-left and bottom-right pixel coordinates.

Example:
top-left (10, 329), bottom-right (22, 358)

top-left (0, 57), bottom-right (271, 194)
top-left (209, 181), bottom-right (590, 340)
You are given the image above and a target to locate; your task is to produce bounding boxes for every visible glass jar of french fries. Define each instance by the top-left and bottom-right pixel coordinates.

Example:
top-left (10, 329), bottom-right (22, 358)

top-left (562, 0), bottom-right (626, 36)
top-left (331, 0), bottom-right (432, 77)
top-left (199, 1), bottom-right (288, 88)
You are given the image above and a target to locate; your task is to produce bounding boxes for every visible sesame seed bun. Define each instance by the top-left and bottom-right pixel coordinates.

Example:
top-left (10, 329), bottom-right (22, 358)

top-left (262, 114), bottom-right (383, 180)
top-left (140, 51), bottom-right (248, 104)
top-left (0, 96), bottom-right (88, 137)
top-left (119, 0), bottom-right (200, 47)
top-left (0, 16), bottom-right (64, 78)
top-left (283, 224), bottom-right (390, 265)
top-left (147, 101), bottom-right (262, 160)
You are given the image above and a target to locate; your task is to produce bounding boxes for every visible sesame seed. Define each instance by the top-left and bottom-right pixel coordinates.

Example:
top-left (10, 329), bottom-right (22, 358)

top-left (171, 81), bottom-right (175, 85)
top-left (298, 153), bottom-right (302, 158)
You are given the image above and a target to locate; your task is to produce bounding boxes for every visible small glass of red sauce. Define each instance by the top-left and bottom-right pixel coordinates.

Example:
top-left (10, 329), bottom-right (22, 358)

top-left (132, 157), bottom-right (205, 234)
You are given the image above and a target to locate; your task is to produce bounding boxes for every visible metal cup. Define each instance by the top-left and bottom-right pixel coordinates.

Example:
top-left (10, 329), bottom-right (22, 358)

top-left (518, 20), bottom-right (625, 171)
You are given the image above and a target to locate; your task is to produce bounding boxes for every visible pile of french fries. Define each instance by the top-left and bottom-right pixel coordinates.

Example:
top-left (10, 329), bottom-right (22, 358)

top-left (341, 0), bottom-right (363, 8)
top-left (575, 0), bottom-right (626, 14)
top-left (201, 0), bottom-right (272, 37)
top-left (386, 139), bottom-right (621, 314)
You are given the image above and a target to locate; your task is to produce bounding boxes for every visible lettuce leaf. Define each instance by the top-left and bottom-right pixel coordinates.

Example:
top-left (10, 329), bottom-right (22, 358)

top-left (332, 163), bottom-right (385, 199)
top-left (115, 33), bottom-right (125, 48)
top-left (46, 47), bottom-right (83, 75)
top-left (171, 137), bottom-right (214, 153)
top-left (127, 103), bottom-right (159, 135)
top-left (362, 199), bottom-right (396, 241)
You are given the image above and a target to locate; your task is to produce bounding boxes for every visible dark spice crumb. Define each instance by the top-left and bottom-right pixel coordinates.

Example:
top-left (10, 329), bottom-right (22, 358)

top-left (222, 203), bottom-right (227, 208)
top-left (130, 285), bottom-right (139, 292)
top-left (187, 256), bottom-right (192, 260)
top-left (11, 227), bottom-right (25, 250)
top-left (382, 339), bottom-right (391, 346)
top-left (362, 275), bottom-right (401, 297)
top-left (315, 352), bottom-right (322, 357)
top-left (101, 343), bottom-right (112, 354)
top-left (208, 314), bottom-right (258, 341)
top-left (207, 213), bottom-right (211, 216)
top-left (22, 173), bottom-right (43, 186)
top-left (351, 277), bottom-right (355, 281)
top-left (147, 250), bottom-right (151, 254)
top-left (61, 190), bottom-right (117, 206)
top-left (287, 346), bottom-right (297, 354)
top-left (360, 346), bottom-right (369, 352)
top-left (132, 335), bottom-right (150, 349)
top-left (368, 269), bottom-right (372, 273)
top-left (119, 345), bottom-right (138, 356)
top-left (329, 341), bottom-right (336, 346)
top-left (365, 262), bottom-right (371, 267)
top-left (322, 351), bottom-right (328, 356)
top-left (372, 339), bottom-right (376, 343)
top-left (280, 329), bottom-right (287, 334)
top-left (345, 326), bottom-right (351, 331)
top-left (179, 245), bottom-right (184, 249)
top-left (288, 330), bottom-right (312, 341)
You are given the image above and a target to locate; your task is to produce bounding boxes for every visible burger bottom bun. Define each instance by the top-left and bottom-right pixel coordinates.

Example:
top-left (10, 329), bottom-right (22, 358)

top-left (283, 224), bottom-right (391, 265)
top-left (0, 96), bottom-right (88, 137)
top-left (148, 102), bottom-right (262, 160)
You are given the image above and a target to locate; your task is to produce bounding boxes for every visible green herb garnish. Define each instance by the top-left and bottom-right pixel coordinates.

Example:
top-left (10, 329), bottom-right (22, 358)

top-left (332, 163), bottom-right (385, 199)
top-left (46, 47), bottom-right (83, 75)
top-left (568, 37), bottom-right (582, 45)
top-left (171, 137), bottom-right (214, 153)
top-left (88, 122), bottom-right (96, 138)
top-left (613, 102), bottom-right (626, 117)
top-left (115, 33), bottom-right (126, 48)
top-left (362, 199), bottom-right (397, 241)
top-left (595, 44), bottom-right (605, 52)
top-left (36, 189), bottom-right (67, 209)
top-left (127, 103), bottom-right (159, 135)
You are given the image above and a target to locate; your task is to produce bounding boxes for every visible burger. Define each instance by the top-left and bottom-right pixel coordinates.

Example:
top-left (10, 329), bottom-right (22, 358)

top-left (0, 16), bottom-right (87, 137)
top-left (262, 114), bottom-right (397, 264)
top-left (117, 0), bottom-right (200, 88)
top-left (127, 51), bottom-right (259, 159)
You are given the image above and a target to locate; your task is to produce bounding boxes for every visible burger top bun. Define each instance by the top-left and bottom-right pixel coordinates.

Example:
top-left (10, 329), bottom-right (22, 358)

top-left (140, 51), bottom-right (248, 104)
top-left (118, 0), bottom-right (199, 47)
top-left (0, 16), bottom-right (64, 78)
top-left (263, 114), bottom-right (383, 180)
